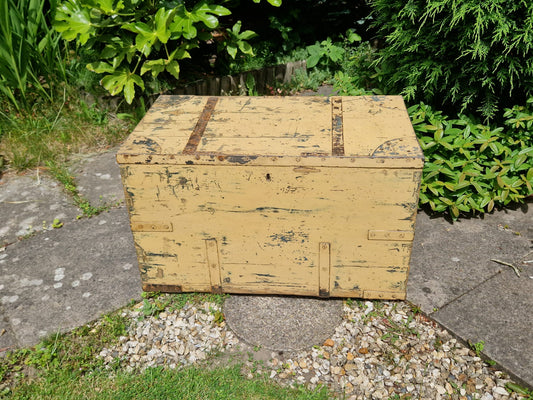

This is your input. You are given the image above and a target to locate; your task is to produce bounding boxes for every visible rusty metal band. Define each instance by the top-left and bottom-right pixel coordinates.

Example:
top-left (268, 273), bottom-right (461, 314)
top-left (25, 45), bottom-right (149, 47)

top-left (331, 97), bottom-right (345, 156)
top-left (183, 97), bottom-right (218, 154)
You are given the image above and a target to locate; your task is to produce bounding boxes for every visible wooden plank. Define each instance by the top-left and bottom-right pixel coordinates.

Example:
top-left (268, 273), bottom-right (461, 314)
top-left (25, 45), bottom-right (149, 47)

top-left (197, 137), bottom-right (330, 156)
top-left (133, 232), bottom-right (209, 288)
top-left (330, 265), bottom-right (408, 298)
top-left (117, 153), bottom-right (424, 168)
top-left (212, 96), bottom-right (330, 113)
top-left (220, 285), bottom-right (317, 297)
top-left (220, 263), bottom-right (316, 291)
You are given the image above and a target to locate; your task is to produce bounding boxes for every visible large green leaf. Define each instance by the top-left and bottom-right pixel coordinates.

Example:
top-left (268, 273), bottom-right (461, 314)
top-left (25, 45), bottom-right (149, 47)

top-left (170, 13), bottom-right (197, 40)
top-left (527, 168), bottom-right (533, 181)
top-left (170, 1), bottom-right (229, 40)
top-left (95, 0), bottom-right (124, 14)
top-left (123, 74), bottom-right (143, 104)
top-left (169, 46), bottom-right (191, 61)
top-left (122, 22), bottom-right (156, 56)
top-left (238, 40), bottom-right (253, 55)
top-left (123, 8), bottom-right (173, 55)
top-left (166, 60), bottom-right (180, 79)
top-left (192, 0), bottom-right (230, 28)
top-left (224, 21), bottom-right (257, 58)
top-left (101, 69), bottom-right (144, 103)
top-left (154, 7), bottom-right (174, 43)
top-left (87, 61), bottom-right (115, 73)
top-left (140, 59), bottom-right (165, 77)
top-left (306, 43), bottom-right (323, 68)
top-left (54, 0), bottom-right (94, 44)
top-left (226, 44), bottom-right (237, 59)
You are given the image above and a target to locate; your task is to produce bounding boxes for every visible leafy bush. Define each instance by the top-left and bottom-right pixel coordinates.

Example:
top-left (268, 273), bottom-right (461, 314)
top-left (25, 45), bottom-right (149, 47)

top-left (371, 0), bottom-right (533, 120)
top-left (0, 0), bottom-right (67, 110)
top-left (333, 41), bottom-right (382, 95)
top-left (411, 100), bottom-right (533, 219)
top-left (54, 0), bottom-right (280, 104)
top-left (306, 30), bottom-right (361, 70)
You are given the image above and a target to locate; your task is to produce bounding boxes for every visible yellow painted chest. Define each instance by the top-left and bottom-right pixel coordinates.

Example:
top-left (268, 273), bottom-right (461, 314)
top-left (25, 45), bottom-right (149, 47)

top-left (117, 95), bottom-right (424, 299)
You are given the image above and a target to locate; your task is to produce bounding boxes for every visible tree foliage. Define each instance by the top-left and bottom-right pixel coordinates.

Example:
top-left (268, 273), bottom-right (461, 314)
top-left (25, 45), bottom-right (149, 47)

top-left (371, 0), bottom-right (533, 120)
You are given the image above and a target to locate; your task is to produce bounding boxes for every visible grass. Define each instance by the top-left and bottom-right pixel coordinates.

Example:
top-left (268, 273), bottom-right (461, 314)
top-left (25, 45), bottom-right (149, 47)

top-left (0, 87), bottom-right (135, 217)
top-left (0, 90), bottom-right (131, 172)
top-left (0, 293), bottom-right (331, 400)
top-left (46, 161), bottom-right (117, 218)
top-left (5, 365), bottom-right (330, 400)
top-left (138, 291), bottom-right (229, 320)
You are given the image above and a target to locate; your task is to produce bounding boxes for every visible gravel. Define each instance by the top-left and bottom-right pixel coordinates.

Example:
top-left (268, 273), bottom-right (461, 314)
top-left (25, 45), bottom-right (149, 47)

top-left (98, 299), bottom-right (528, 399)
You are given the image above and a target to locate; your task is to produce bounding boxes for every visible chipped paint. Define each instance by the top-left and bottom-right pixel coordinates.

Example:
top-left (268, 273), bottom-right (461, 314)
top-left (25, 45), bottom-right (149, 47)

top-left (225, 155), bottom-right (259, 165)
top-left (268, 230), bottom-right (309, 245)
top-left (132, 138), bottom-right (161, 153)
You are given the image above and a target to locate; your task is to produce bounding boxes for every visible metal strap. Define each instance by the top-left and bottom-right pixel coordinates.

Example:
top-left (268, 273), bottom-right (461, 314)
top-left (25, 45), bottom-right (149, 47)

top-left (319, 242), bottom-right (331, 297)
top-left (183, 97), bottom-right (218, 154)
top-left (331, 97), bottom-right (345, 156)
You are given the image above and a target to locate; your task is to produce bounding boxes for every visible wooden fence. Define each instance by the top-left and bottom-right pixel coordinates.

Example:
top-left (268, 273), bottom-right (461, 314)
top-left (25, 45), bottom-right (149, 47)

top-left (172, 61), bottom-right (307, 96)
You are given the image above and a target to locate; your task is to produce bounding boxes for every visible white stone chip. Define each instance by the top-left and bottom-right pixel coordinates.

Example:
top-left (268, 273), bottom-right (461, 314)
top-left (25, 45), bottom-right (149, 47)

top-left (54, 267), bottom-right (65, 281)
top-left (1, 295), bottom-right (19, 304)
top-left (81, 272), bottom-right (93, 280)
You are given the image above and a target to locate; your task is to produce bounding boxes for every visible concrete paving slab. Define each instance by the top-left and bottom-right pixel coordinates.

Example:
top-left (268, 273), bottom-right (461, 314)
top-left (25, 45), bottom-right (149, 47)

top-left (433, 267), bottom-right (533, 387)
top-left (0, 207), bottom-right (141, 349)
top-left (0, 173), bottom-right (80, 247)
top-left (407, 208), bottom-right (532, 313)
top-left (0, 304), bottom-right (18, 353)
top-left (224, 295), bottom-right (343, 352)
top-left (69, 149), bottom-right (125, 206)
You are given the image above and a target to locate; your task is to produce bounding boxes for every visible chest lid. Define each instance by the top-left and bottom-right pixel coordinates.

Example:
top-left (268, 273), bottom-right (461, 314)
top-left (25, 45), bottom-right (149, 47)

top-left (117, 95), bottom-right (424, 168)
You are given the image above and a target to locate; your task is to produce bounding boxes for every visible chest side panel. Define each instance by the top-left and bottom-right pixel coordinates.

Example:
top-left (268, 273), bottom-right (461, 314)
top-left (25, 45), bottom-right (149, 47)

top-left (122, 164), bottom-right (420, 297)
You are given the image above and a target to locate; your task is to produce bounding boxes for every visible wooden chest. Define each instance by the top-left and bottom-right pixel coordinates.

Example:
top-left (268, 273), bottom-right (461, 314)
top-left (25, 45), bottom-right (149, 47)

top-left (117, 95), bottom-right (424, 299)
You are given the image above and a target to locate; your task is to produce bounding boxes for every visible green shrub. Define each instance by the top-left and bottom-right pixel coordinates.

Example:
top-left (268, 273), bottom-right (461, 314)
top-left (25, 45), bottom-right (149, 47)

top-left (371, 0), bottom-right (533, 120)
top-left (306, 30), bottom-right (361, 71)
top-left (411, 100), bottom-right (533, 219)
top-left (333, 41), bottom-right (382, 95)
top-left (54, 0), bottom-right (280, 104)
